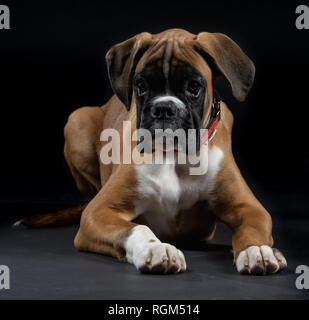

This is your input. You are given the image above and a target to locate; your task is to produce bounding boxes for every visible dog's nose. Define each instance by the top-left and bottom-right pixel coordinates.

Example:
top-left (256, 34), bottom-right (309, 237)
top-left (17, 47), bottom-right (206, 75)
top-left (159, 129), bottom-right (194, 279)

top-left (150, 102), bottom-right (177, 120)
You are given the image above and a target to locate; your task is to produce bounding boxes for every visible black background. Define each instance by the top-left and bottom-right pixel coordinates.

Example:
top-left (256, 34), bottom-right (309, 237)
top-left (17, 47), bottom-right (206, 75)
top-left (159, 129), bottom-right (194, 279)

top-left (0, 0), bottom-right (308, 207)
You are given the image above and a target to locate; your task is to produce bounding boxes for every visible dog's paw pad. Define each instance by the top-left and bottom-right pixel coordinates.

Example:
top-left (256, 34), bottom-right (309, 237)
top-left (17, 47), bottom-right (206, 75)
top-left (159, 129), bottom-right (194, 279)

top-left (236, 245), bottom-right (287, 275)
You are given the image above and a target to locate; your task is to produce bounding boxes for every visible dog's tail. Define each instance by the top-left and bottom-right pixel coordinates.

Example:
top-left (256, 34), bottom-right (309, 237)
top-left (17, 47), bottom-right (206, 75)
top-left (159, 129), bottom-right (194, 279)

top-left (13, 203), bottom-right (88, 228)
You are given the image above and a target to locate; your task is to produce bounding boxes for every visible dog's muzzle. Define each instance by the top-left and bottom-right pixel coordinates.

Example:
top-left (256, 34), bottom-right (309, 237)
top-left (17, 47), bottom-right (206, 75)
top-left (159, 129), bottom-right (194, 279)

top-left (150, 96), bottom-right (185, 121)
top-left (137, 96), bottom-right (191, 154)
top-left (150, 101), bottom-right (177, 120)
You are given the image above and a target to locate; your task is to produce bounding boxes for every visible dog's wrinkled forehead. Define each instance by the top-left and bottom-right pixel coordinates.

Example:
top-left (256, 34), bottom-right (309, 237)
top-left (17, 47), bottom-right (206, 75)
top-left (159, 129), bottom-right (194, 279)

top-left (135, 31), bottom-right (209, 82)
top-left (136, 57), bottom-right (207, 95)
top-left (106, 28), bottom-right (255, 110)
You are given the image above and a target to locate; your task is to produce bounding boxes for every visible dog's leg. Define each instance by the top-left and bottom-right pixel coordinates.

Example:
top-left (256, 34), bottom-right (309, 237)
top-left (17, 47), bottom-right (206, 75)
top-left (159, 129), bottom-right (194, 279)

top-left (224, 203), bottom-right (286, 274)
top-left (124, 225), bottom-right (186, 274)
top-left (13, 107), bottom-right (102, 228)
top-left (64, 106), bottom-right (103, 197)
top-left (213, 161), bottom-right (287, 275)
top-left (74, 168), bottom-right (186, 274)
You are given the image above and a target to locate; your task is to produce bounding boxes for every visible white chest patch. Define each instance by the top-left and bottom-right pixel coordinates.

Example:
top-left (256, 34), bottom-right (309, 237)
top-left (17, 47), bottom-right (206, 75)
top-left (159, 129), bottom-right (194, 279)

top-left (135, 146), bottom-right (224, 235)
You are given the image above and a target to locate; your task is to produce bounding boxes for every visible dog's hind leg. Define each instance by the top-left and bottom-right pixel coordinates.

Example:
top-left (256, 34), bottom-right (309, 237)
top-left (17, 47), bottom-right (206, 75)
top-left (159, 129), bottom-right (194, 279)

top-left (64, 106), bottom-right (104, 197)
top-left (16, 106), bottom-right (104, 228)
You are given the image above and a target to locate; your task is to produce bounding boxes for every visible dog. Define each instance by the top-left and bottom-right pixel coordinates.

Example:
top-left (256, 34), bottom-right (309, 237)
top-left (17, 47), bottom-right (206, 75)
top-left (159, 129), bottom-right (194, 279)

top-left (19, 29), bottom-right (287, 275)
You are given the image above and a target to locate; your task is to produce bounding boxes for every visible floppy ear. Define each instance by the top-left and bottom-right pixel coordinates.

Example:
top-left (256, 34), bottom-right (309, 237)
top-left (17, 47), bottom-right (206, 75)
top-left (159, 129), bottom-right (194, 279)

top-left (195, 32), bottom-right (255, 101)
top-left (105, 32), bottom-right (153, 110)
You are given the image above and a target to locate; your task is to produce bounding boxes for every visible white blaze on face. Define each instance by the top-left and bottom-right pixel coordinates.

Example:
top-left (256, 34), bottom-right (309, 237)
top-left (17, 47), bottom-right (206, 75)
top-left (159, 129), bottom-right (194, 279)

top-left (152, 95), bottom-right (186, 110)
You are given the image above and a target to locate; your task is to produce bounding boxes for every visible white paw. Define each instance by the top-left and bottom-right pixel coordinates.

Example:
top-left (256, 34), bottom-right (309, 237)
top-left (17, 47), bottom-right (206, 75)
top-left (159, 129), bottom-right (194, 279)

top-left (134, 242), bottom-right (186, 274)
top-left (236, 245), bottom-right (287, 275)
top-left (124, 225), bottom-right (187, 274)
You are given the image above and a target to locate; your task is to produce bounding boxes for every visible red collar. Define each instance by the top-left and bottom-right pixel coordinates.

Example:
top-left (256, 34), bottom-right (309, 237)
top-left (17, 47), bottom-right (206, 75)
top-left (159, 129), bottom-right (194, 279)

top-left (201, 95), bottom-right (221, 145)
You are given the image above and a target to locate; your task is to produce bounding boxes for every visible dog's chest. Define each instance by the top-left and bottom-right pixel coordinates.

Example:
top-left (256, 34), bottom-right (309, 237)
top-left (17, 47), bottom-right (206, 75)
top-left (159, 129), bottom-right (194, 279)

top-left (134, 146), bottom-right (224, 234)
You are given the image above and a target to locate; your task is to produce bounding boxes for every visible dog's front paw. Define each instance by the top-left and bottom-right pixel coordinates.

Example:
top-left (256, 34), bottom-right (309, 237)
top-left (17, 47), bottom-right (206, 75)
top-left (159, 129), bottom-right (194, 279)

top-left (236, 245), bottom-right (287, 275)
top-left (134, 243), bottom-right (186, 274)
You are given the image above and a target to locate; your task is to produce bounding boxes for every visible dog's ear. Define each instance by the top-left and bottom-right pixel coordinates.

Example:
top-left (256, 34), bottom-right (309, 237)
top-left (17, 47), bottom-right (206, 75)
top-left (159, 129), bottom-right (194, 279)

top-left (106, 32), bottom-right (153, 110)
top-left (195, 32), bottom-right (255, 101)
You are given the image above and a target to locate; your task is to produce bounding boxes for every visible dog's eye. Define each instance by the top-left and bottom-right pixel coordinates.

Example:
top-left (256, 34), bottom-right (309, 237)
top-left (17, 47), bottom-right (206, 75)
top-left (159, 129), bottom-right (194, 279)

top-left (136, 79), bottom-right (147, 96)
top-left (187, 81), bottom-right (201, 97)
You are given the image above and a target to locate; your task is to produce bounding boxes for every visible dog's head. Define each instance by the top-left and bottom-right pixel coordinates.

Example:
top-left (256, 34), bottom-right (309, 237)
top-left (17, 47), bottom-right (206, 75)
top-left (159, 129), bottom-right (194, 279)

top-left (106, 29), bottom-right (255, 152)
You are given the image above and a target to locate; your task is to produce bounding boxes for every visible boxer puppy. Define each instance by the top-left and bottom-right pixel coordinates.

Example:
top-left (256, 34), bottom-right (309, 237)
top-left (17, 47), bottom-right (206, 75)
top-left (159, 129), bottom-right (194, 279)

top-left (19, 29), bottom-right (287, 275)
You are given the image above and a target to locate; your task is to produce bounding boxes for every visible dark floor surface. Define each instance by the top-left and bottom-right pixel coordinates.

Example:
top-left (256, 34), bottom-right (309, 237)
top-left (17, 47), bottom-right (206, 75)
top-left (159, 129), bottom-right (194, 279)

top-left (0, 188), bottom-right (309, 300)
